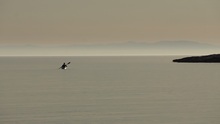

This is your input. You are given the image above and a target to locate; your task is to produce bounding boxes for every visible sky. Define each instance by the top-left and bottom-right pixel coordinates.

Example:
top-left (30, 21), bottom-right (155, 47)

top-left (0, 0), bottom-right (220, 55)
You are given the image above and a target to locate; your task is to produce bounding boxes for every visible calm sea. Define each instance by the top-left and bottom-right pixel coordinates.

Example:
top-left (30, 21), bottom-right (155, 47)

top-left (1, 56), bottom-right (220, 124)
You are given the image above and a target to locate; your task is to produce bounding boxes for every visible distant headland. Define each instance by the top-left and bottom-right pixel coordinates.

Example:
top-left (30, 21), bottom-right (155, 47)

top-left (173, 54), bottom-right (220, 63)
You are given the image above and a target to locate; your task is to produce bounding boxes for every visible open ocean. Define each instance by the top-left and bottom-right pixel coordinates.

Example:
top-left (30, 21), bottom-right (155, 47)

top-left (1, 56), bottom-right (220, 124)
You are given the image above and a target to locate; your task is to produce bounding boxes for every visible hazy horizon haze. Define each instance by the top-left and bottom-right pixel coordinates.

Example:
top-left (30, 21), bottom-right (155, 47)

top-left (0, 0), bottom-right (220, 55)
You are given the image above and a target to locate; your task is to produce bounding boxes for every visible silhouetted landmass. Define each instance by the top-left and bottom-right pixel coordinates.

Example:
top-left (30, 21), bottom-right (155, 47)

top-left (1, 41), bottom-right (220, 56)
top-left (173, 54), bottom-right (220, 63)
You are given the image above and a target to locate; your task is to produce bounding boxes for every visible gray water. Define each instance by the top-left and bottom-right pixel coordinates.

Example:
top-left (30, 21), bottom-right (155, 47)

top-left (1, 56), bottom-right (220, 124)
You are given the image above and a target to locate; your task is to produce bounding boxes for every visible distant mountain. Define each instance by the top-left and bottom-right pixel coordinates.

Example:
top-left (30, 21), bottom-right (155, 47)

top-left (58, 41), bottom-right (220, 55)
top-left (1, 41), bottom-right (217, 49)
top-left (0, 41), bottom-right (219, 56)
top-left (69, 40), bottom-right (218, 49)
top-left (68, 40), bottom-right (220, 51)
top-left (148, 41), bottom-right (218, 49)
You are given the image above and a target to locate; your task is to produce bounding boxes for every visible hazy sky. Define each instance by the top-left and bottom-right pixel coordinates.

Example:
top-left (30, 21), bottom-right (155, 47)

top-left (1, 0), bottom-right (220, 45)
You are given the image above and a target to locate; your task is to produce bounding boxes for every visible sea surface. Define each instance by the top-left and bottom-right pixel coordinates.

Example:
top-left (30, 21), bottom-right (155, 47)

top-left (0, 56), bottom-right (220, 124)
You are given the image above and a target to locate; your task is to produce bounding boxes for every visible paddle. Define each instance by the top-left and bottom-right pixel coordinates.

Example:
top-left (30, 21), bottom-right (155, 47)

top-left (67, 62), bottom-right (71, 65)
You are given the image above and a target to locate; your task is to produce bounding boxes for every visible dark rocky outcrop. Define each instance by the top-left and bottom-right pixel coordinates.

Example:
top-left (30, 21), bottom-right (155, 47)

top-left (173, 54), bottom-right (220, 63)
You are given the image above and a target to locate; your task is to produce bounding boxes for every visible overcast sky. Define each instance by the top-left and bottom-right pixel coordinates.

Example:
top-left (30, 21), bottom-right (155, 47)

top-left (1, 0), bottom-right (220, 46)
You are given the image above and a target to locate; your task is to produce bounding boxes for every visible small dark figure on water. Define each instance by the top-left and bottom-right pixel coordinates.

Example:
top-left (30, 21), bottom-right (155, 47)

top-left (60, 62), bottom-right (70, 69)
